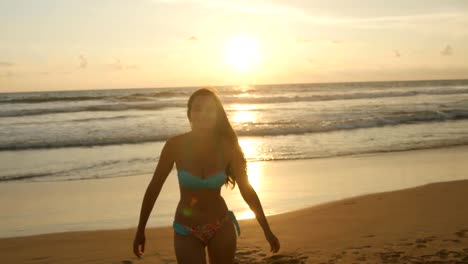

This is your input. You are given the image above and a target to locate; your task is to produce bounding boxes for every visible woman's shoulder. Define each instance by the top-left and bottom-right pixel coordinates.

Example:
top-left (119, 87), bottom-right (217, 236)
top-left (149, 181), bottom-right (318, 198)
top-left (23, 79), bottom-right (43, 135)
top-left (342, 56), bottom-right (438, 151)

top-left (165, 133), bottom-right (191, 151)
top-left (159, 134), bottom-right (187, 162)
top-left (166, 132), bottom-right (197, 152)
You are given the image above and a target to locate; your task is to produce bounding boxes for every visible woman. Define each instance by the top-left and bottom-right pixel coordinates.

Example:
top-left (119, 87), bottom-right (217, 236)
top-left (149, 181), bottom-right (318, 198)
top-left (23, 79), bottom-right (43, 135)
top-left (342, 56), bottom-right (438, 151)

top-left (133, 88), bottom-right (280, 264)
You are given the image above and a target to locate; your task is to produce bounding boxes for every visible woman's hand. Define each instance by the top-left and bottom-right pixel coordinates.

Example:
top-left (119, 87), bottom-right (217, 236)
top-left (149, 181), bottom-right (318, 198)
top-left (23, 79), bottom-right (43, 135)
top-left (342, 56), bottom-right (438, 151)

top-left (133, 231), bottom-right (146, 258)
top-left (265, 230), bottom-right (280, 253)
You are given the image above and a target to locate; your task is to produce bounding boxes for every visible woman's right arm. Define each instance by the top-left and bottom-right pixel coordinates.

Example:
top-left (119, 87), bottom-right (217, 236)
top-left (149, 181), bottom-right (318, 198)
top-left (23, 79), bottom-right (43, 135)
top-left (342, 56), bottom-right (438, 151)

top-left (134, 138), bottom-right (175, 257)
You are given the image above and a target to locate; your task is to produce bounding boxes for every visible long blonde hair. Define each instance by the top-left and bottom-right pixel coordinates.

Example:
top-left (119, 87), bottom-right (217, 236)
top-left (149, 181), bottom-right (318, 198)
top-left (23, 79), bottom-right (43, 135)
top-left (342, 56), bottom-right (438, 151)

top-left (186, 88), bottom-right (246, 188)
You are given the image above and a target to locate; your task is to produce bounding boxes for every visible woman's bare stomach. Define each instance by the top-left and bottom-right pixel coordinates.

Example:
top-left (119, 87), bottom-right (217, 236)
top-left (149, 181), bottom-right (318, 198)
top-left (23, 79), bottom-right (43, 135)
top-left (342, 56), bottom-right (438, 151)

top-left (174, 190), bottom-right (229, 225)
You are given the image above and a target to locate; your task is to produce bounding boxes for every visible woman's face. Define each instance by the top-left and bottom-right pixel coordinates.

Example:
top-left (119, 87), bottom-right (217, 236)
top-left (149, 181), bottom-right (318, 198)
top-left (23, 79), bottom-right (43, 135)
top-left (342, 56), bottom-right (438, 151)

top-left (189, 95), bottom-right (218, 131)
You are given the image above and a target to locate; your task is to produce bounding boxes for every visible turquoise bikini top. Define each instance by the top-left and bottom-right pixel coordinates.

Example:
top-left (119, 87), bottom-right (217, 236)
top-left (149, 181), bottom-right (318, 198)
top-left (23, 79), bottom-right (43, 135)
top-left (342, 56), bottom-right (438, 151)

top-left (177, 136), bottom-right (226, 190)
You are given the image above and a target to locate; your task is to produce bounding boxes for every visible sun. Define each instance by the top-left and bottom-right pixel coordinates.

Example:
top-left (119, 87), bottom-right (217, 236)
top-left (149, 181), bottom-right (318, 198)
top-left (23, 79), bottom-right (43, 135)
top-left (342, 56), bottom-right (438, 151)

top-left (224, 35), bottom-right (261, 73)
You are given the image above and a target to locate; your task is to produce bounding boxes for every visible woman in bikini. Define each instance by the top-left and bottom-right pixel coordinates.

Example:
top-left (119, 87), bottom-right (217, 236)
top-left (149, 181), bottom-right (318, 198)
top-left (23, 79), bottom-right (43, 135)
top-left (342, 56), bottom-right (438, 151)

top-left (133, 88), bottom-right (280, 263)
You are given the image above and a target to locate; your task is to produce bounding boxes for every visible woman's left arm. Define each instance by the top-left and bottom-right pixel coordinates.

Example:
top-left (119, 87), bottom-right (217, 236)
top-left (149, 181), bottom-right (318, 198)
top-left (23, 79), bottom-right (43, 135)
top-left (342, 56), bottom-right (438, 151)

top-left (230, 145), bottom-right (280, 253)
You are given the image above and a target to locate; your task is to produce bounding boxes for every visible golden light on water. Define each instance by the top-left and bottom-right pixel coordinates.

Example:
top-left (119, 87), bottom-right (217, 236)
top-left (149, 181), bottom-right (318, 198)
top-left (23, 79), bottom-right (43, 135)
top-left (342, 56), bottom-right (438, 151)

top-left (232, 104), bottom-right (254, 111)
top-left (237, 210), bottom-right (256, 220)
top-left (237, 84), bottom-right (251, 92)
top-left (231, 104), bottom-right (258, 124)
top-left (246, 161), bottom-right (262, 191)
top-left (238, 137), bottom-right (259, 161)
top-left (232, 110), bottom-right (256, 124)
top-left (233, 125), bottom-right (267, 221)
top-left (228, 111), bottom-right (275, 222)
top-left (235, 162), bottom-right (263, 220)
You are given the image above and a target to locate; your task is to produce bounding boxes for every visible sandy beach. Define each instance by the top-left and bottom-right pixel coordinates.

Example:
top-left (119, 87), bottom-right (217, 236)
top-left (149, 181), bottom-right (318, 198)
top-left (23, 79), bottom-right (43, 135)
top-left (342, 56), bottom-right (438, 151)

top-left (1, 146), bottom-right (468, 263)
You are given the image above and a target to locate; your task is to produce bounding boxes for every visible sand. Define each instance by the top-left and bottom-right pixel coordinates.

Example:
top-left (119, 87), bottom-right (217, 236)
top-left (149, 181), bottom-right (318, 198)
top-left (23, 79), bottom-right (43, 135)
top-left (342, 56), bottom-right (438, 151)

top-left (1, 146), bottom-right (468, 263)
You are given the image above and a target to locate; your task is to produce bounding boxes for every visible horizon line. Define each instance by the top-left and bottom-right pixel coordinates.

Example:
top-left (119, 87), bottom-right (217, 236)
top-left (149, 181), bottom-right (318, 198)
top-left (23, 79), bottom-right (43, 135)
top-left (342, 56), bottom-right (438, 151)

top-left (2, 77), bottom-right (468, 94)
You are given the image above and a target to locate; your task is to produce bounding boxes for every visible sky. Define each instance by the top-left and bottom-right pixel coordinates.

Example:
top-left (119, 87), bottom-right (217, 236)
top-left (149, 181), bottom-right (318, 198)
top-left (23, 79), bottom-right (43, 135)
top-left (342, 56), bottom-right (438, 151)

top-left (1, 0), bottom-right (468, 92)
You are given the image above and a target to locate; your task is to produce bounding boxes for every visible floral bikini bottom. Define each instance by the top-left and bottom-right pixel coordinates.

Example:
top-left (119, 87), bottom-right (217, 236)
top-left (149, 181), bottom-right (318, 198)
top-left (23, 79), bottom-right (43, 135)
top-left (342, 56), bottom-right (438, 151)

top-left (173, 210), bottom-right (241, 245)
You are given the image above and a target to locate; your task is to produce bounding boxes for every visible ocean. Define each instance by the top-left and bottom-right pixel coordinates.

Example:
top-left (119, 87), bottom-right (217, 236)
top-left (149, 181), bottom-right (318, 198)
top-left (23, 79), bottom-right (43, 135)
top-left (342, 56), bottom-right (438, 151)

top-left (1, 79), bottom-right (468, 237)
top-left (2, 79), bottom-right (468, 182)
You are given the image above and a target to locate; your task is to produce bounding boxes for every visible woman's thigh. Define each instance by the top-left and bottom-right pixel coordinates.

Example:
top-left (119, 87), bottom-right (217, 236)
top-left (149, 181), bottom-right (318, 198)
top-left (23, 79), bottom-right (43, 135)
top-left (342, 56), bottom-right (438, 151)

top-left (174, 232), bottom-right (206, 264)
top-left (207, 220), bottom-right (237, 264)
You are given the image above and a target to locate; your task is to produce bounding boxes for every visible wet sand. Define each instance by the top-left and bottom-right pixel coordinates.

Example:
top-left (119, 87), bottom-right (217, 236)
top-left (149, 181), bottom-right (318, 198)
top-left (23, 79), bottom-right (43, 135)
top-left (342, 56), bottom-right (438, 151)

top-left (1, 146), bottom-right (468, 263)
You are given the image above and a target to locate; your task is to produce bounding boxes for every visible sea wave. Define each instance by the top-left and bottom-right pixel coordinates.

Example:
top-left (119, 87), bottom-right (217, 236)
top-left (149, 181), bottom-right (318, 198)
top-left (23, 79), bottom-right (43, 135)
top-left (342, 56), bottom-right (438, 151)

top-left (0, 90), bottom-right (190, 104)
top-left (2, 87), bottom-right (468, 117)
top-left (2, 109), bottom-right (468, 151)
top-left (0, 102), bottom-right (186, 117)
top-left (224, 87), bottom-right (468, 104)
top-left (2, 139), bottom-right (468, 182)
top-left (0, 158), bottom-right (151, 182)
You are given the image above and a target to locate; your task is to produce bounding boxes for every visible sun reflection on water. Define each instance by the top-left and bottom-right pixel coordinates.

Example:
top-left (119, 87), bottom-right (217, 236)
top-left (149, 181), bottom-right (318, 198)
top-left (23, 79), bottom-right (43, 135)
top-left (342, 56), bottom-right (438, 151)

top-left (246, 161), bottom-right (262, 191)
top-left (232, 117), bottom-right (268, 220)
top-left (237, 210), bottom-right (256, 220)
top-left (231, 104), bottom-right (258, 124)
top-left (234, 159), bottom-right (265, 220)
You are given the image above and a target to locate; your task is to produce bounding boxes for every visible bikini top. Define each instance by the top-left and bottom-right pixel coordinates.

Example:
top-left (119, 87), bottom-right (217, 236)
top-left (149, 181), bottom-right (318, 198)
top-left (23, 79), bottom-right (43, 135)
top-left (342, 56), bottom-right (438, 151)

top-left (177, 136), bottom-right (227, 190)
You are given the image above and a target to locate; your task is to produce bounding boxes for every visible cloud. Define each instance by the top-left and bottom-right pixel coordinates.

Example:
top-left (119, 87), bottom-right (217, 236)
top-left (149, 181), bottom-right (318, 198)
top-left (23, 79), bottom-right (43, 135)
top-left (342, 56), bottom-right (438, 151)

top-left (0, 71), bottom-right (14, 78)
top-left (0, 61), bottom-right (14, 67)
top-left (32, 71), bottom-right (70, 76)
top-left (393, 50), bottom-right (401, 58)
top-left (155, 0), bottom-right (467, 29)
top-left (109, 58), bottom-right (139, 70)
top-left (301, 13), bottom-right (467, 28)
top-left (176, 0), bottom-right (261, 13)
top-left (125, 65), bottom-right (139, 70)
top-left (79, 55), bottom-right (87, 69)
top-left (153, 0), bottom-right (468, 43)
top-left (111, 58), bottom-right (122, 70)
top-left (188, 36), bottom-right (198, 40)
top-left (155, 0), bottom-right (300, 16)
top-left (298, 39), bottom-right (343, 45)
top-left (441, 45), bottom-right (452, 56)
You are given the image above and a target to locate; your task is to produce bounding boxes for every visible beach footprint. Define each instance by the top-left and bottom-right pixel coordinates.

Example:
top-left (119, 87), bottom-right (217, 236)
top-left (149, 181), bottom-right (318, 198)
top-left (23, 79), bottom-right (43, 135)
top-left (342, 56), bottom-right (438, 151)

top-left (235, 247), bottom-right (308, 264)
top-left (262, 252), bottom-right (308, 264)
top-left (414, 236), bottom-right (436, 249)
top-left (455, 229), bottom-right (468, 238)
top-left (30, 256), bottom-right (51, 263)
top-left (378, 251), bottom-right (404, 263)
top-left (348, 245), bottom-right (372, 250)
top-left (443, 238), bottom-right (461, 243)
top-left (234, 246), bottom-right (263, 263)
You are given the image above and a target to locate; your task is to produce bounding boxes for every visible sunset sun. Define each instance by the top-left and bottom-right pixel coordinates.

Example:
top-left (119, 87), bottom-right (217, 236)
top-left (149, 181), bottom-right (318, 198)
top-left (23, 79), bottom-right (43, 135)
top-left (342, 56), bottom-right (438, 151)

top-left (224, 35), bottom-right (262, 73)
